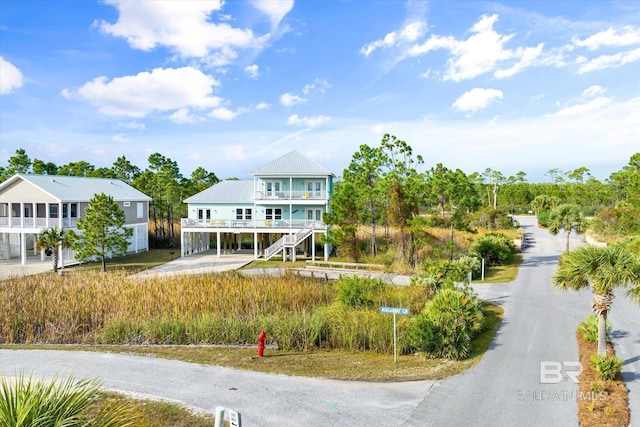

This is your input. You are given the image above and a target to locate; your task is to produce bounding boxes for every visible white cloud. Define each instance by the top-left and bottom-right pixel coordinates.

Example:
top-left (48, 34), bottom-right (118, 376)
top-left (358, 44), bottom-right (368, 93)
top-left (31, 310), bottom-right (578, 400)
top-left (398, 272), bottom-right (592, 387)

top-left (494, 44), bottom-right (544, 78)
top-left (582, 85), bottom-right (606, 97)
top-left (245, 64), bottom-right (259, 79)
top-left (224, 144), bottom-right (246, 161)
top-left (553, 97), bottom-right (612, 117)
top-left (256, 102), bottom-right (270, 110)
top-left (97, 0), bottom-right (268, 65)
top-left (251, 0), bottom-right (294, 28)
top-left (287, 114), bottom-right (330, 127)
top-left (302, 78), bottom-right (331, 95)
top-left (361, 21), bottom-right (426, 56)
top-left (118, 120), bottom-right (146, 130)
top-left (209, 107), bottom-right (237, 120)
top-left (578, 47), bottom-right (640, 73)
top-left (64, 66), bottom-right (223, 118)
top-left (452, 88), bottom-right (504, 114)
top-left (280, 92), bottom-right (307, 106)
top-left (112, 134), bottom-right (128, 142)
top-left (0, 57), bottom-right (24, 95)
top-left (169, 108), bottom-right (202, 124)
top-left (573, 25), bottom-right (640, 50)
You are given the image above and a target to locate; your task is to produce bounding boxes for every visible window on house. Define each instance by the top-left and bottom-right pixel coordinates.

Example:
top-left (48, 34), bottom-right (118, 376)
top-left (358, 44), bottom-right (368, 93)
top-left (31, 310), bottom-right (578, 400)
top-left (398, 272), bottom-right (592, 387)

top-left (49, 205), bottom-right (58, 218)
top-left (245, 208), bottom-right (252, 219)
top-left (37, 204), bottom-right (46, 218)
top-left (266, 181), bottom-right (281, 197)
top-left (275, 208), bottom-right (282, 220)
top-left (62, 204), bottom-right (68, 218)
top-left (198, 209), bottom-right (204, 220)
top-left (137, 202), bottom-right (143, 219)
top-left (0, 204), bottom-right (8, 217)
top-left (266, 208), bottom-right (273, 220)
top-left (206, 210), bottom-right (211, 220)
top-left (123, 201), bottom-right (130, 207)
top-left (70, 204), bottom-right (78, 218)
top-left (236, 208), bottom-right (243, 220)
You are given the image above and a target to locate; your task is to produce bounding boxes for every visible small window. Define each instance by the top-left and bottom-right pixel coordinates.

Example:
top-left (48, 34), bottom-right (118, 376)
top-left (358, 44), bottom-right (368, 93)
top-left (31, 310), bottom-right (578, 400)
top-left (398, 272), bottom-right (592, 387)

top-left (49, 205), bottom-right (59, 219)
top-left (275, 208), bottom-right (282, 220)
top-left (266, 208), bottom-right (273, 220)
top-left (123, 201), bottom-right (130, 207)
top-left (137, 202), bottom-right (143, 219)
top-left (70, 204), bottom-right (78, 218)
top-left (206, 210), bottom-right (211, 220)
top-left (245, 208), bottom-right (252, 220)
top-left (236, 208), bottom-right (243, 220)
top-left (198, 210), bottom-right (204, 220)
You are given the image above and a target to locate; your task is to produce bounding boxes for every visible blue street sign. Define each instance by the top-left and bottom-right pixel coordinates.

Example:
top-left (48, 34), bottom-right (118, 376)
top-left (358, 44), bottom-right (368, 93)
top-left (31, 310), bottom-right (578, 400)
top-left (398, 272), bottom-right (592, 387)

top-left (379, 307), bottom-right (410, 315)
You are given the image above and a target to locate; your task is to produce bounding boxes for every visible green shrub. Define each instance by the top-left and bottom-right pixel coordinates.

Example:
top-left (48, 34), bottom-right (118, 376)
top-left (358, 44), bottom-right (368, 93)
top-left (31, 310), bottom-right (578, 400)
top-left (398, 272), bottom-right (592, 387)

top-left (470, 233), bottom-right (514, 266)
top-left (590, 380), bottom-right (605, 393)
top-left (537, 209), bottom-right (551, 227)
top-left (470, 207), bottom-right (514, 230)
top-left (407, 286), bottom-right (485, 360)
top-left (577, 314), bottom-right (611, 343)
top-left (0, 374), bottom-right (140, 427)
top-left (335, 276), bottom-right (386, 308)
top-left (590, 354), bottom-right (623, 381)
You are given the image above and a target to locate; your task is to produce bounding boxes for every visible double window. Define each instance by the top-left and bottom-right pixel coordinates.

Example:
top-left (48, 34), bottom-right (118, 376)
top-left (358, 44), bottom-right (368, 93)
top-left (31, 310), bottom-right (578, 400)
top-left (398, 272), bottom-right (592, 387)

top-left (265, 208), bottom-right (282, 220)
top-left (236, 208), bottom-right (252, 220)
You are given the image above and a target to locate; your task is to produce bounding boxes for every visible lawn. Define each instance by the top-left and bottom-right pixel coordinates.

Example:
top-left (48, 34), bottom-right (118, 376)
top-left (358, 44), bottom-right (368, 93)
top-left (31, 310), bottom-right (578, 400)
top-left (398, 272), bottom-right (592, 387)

top-left (63, 249), bottom-right (177, 274)
top-left (474, 253), bottom-right (522, 284)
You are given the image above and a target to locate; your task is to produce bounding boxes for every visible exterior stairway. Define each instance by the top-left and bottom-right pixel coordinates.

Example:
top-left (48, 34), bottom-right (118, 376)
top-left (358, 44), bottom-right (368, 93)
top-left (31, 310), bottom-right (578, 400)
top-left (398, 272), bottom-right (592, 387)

top-left (264, 224), bottom-right (315, 260)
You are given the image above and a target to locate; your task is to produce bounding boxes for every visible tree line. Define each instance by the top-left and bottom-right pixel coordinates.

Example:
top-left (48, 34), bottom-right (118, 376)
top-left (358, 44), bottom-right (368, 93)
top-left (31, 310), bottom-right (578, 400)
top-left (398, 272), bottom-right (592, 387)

top-left (2, 145), bottom-right (639, 251)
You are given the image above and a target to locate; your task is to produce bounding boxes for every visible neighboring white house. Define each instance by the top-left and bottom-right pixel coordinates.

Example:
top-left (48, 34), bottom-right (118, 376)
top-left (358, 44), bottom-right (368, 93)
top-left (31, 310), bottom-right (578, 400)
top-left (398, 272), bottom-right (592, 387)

top-left (181, 150), bottom-right (334, 261)
top-left (0, 174), bottom-right (152, 266)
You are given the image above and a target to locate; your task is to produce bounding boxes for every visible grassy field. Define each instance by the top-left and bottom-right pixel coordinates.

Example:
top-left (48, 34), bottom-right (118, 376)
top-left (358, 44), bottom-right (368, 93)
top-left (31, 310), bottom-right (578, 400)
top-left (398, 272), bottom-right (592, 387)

top-left (474, 253), bottom-right (522, 284)
top-left (63, 249), bottom-right (178, 274)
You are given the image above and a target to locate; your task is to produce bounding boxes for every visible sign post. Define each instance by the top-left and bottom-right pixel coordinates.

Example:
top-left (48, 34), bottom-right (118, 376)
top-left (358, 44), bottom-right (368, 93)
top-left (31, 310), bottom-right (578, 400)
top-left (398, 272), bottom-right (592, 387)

top-left (379, 306), bottom-right (410, 363)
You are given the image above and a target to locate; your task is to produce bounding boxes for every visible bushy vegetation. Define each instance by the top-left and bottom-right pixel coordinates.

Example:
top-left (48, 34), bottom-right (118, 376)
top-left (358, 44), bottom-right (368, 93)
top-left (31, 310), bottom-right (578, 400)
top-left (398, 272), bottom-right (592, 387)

top-left (590, 354), bottom-right (624, 381)
top-left (407, 284), bottom-right (485, 360)
top-left (577, 314), bottom-right (610, 343)
top-left (470, 233), bottom-right (514, 266)
top-left (0, 375), bottom-right (141, 427)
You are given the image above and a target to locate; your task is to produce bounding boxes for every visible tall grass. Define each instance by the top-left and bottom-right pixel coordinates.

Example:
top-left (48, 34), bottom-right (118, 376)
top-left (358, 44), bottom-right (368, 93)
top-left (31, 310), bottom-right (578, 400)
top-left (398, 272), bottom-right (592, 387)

top-left (0, 272), bottom-right (429, 353)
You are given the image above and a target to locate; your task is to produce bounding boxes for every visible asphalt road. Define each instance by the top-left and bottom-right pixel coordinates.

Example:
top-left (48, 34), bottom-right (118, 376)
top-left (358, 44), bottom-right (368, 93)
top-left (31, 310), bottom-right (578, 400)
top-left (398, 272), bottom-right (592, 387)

top-left (1, 216), bottom-right (638, 426)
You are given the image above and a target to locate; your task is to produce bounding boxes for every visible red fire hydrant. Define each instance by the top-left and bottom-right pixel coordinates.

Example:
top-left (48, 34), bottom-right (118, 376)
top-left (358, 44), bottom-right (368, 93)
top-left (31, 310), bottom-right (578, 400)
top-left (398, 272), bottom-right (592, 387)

top-left (258, 331), bottom-right (266, 357)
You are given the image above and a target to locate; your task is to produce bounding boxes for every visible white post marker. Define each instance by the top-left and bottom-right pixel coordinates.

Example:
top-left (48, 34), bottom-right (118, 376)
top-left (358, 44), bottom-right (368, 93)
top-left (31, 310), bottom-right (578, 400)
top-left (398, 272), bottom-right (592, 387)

top-left (229, 409), bottom-right (242, 427)
top-left (380, 306), bottom-right (410, 363)
top-left (214, 406), bottom-right (225, 427)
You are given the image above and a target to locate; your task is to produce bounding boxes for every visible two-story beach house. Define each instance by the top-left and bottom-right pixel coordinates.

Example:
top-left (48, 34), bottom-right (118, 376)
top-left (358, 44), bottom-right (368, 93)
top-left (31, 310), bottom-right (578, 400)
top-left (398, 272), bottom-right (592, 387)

top-left (0, 174), bottom-right (151, 267)
top-left (181, 151), bottom-right (333, 261)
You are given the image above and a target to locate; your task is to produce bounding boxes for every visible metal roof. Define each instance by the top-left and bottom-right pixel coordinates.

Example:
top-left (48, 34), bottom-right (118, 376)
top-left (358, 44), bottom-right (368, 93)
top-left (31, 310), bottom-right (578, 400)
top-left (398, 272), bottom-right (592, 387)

top-left (251, 150), bottom-right (333, 176)
top-left (184, 180), bottom-right (254, 204)
top-left (1, 174), bottom-right (152, 202)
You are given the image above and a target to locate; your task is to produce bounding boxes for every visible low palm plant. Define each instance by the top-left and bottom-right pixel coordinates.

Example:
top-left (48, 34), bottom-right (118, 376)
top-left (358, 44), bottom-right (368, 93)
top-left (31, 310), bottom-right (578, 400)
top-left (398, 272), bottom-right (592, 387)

top-left (35, 226), bottom-right (76, 273)
top-left (0, 374), bottom-right (141, 427)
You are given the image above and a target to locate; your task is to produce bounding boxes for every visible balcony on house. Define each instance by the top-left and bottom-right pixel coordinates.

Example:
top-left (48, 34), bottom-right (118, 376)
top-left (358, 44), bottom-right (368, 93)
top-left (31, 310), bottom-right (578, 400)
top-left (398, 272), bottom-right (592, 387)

top-left (0, 202), bottom-right (79, 229)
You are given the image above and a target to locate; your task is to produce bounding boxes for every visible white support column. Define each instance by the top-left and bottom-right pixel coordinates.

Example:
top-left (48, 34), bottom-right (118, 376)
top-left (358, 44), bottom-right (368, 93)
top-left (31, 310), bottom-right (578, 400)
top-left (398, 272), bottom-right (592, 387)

top-left (254, 231), bottom-right (258, 259)
top-left (20, 203), bottom-right (24, 227)
top-left (216, 231), bottom-right (221, 258)
top-left (180, 229), bottom-right (185, 257)
top-left (46, 203), bottom-right (50, 227)
top-left (33, 233), bottom-right (37, 255)
top-left (312, 232), bottom-right (316, 261)
top-left (58, 202), bottom-right (63, 228)
top-left (32, 202), bottom-right (36, 228)
top-left (8, 203), bottom-right (12, 229)
top-left (20, 232), bottom-right (26, 265)
top-left (59, 243), bottom-right (64, 269)
top-left (324, 232), bottom-right (329, 261)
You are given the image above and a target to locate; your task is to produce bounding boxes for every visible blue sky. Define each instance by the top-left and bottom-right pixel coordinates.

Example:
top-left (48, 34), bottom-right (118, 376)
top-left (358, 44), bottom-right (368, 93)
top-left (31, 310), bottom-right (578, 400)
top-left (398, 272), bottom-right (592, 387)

top-left (1, 0), bottom-right (639, 182)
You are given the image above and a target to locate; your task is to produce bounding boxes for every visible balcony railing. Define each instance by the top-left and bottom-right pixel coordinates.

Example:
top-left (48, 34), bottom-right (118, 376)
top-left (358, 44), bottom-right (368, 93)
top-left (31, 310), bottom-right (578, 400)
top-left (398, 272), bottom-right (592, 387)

top-left (254, 190), bottom-right (327, 200)
top-left (0, 217), bottom-right (78, 228)
top-left (181, 218), bottom-right (326, 230)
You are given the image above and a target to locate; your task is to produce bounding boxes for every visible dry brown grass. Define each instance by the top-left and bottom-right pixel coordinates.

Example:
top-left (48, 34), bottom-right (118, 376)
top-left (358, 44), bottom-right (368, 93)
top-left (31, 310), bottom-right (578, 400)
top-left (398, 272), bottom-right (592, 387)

top-left (576, 331), bottom-right (630, 427)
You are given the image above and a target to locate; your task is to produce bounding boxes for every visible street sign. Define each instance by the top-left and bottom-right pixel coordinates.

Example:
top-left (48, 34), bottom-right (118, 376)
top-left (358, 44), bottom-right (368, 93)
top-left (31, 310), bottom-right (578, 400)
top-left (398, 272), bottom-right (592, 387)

top-left (380, 306), bottom-right (410, 364)
top-left (380, 306), bottom-right (410, 315)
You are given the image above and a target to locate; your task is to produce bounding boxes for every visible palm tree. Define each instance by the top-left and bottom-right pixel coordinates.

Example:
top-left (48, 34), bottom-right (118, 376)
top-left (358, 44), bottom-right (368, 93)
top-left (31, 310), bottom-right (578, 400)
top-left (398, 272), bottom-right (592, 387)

top-left (552, 245), bottom-right (640, 355)
top-left (36, 226), bottom-right (75, 273)
top-left (548, 204), bottom-right (588, 252)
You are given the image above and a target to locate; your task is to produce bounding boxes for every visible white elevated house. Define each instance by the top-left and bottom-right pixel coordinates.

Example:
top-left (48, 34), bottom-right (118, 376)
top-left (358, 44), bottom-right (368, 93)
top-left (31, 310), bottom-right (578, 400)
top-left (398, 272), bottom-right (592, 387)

top-left (0, 174), bottom-right (151, 266)
top-left (181, 150), bottom-right (334, 261)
